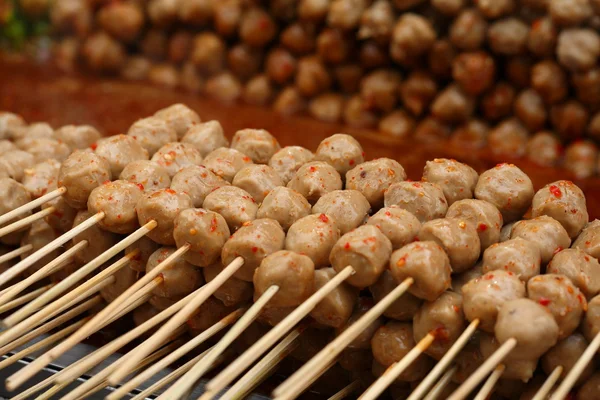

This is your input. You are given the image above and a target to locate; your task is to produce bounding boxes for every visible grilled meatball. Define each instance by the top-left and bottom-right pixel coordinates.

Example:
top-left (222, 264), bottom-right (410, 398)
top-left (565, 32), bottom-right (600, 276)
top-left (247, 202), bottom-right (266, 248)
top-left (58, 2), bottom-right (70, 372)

top-left (228, 44), bottom-right (263, 80)
top-left (370, 270), bottom-right (422, 321)
top-left (181, 121), bottom-right (229, 158)
top-left (573, 220), bottom-right (600, 259)
top-left (488, 118), bottom-right (528, 158)
top-left (258, 305), bottom-right (295, 326)
top-left (367, 207), bottom-right (421, 250)
top-left (170, 166), bottom-right (227, 208)
top-left (11, 122), bottom-right (53, 141)
top-left (378, 110), bottom-right (416, 140)
top-left (16, 138), bottom-right (70, 164)
top-left (125, 236), bottom-right (160, 273)
top-left (243, 75), bottom-right (275, 106)
top-left (97, 2), bottom-right (144, 43)
top-left (42, 196), bottom-right (77, 234)
top-left (327, 0), bottom-right (367, 30)
top-left (479, 332), bottom-right (538, 382)
top-left (390, 241), bottom-right (452, 301)
top-left (298, 0), bottom-right (329, 21)
top-left (88, 180), bottom-right (143, 234)
top-left (526, 131), bottom-right (562, 167)
top-left (527, 274), bottom-right (586, 339)
top-left (231, 129), bottom-right (280, 165)
top-left (268, 146), bottom-right (314, 185)
top-left (22, 159), bottom-right (60, 199)
top-left (346, 158), bottom-right (406, 208)
top-left (449, 9), bottom-right (487, 51)
top-left (203, 262), bottom-right (253, 307)
top-left (482, 238), bottom-right (541, 282)
top-left (72, 210), bottom-right (118, 264)
top-left (335, 297), bottom-right (382, 350)
top-left (531, 60), bottom-right (568, 105)
top-left (0, 112), bottom-right (25, 140)
top-left (308, 93), bottom-right (345, 123)
top-left (312, 190), bottom-right (370, 235)
top-left (330, 225), bottom-right (392, 288)
top-left (422, 159), bottom-right (478, 206)
top-left (371, 322), bottom-right (433, 381)
top-left (221, 218), bottom-right (285, 281)
top-left (58, 150), bottom-right (112, 210)
top-left (0, 140), bottom-right (16, 156)
top-left (151, 142), bottom-right (203, 178)
top-left (19, 220), bottom-right (60, 276)
top-left (462, 270), bottom-right (526, 332)
top-left (54, 125), bottom-right (101, 150)
top-left (148, 0), bottom-right (178, 27)
top-left (452, 334), bottom-right (484, 384)
top-left (177, 0), bottom-right (214, 25)
top-left (452, 262), bottom-right (484, 295)
top-left (190, 32), bottom-right (226, 74)
top-left (315, 134), bottom-right (365, 177)
top-left (495, 298), bottom-right (559, 360)
top-left (285, 213), bottom-right (340, 267)
top-left (446, 199), bottom-right (503, 251)
top-left (549, 0), bottom-right (593, 26)
top-left (136, 188), bottom-right (193, 245)
top-left (488, 18), bottom-right (529, 56)
top-left (203, 186), bottom-right (258, 232)
top-left (343, 95), bottom-right (378, 128)
top-left (100, 266), bottom-right (139, 304)
top-left (202, 147), bottom-right (253, 183)
top-left (547, 249), bottom-right (600, 299)
top-left (360, 69), bottom-right (402, 113)
top-left (257, 187), bottom-right (311, 231)
top-left (564, 140), bottom-right (598, 181)
top-left (431, 84), bottom-right (475, 124)
top-left (120, 56), bottom-right (152, 81)
top-left (583, 294), bottom-right (600, 342)
top-left (266, 48), bottom-right (297, 85)
top-left (310, 267), bottom-right (358, 328)
top-left (359, 0), bottom-right (395, 42)
top-left (413, 291), bottom-right (466, 360)
top-left (384, 182), bottom-right (448, 223)
top-left (173, 208), bottom-right (230, 267)
top-left (239, 7), bottom-right (276, 47)
top-left (453, 51), bottom-right (495, 96)
top-left (287, 161), bottom-right (343, 204)
top-left (399, 71), bottom-right (438, 117)
top-left (187, 296), bottom-right (236, 335)
top-left (578, 372), bottom-right (600, 400)
top-left (390, 13), bottom-right (436, 66)
top-left (417, 218), bottom-right (481, 273)
top-left (474, 163), bottom-right (534, 223)
top-left (119, 160), bottom-right (171, 194)
top-left (253, 250), bottom-right (315, 307)
top-left (94, 134), bottom-right (148, 177)
top-left (81, 32), bottom-right (125, 72)
top-left (0, 151), bottom-right (36, 181)
top-left (514, 89), bottom-right (547, 132)
top-left (205, 72), bottom-right (242, 103)
top-left (542, 333), bottom-right (594, 386)
top-left (232, 165), bottom-right (283, 203)
top-left (528, 17), bottom-right (558, 57)
top-left (154, 104), bottom-right (201, 140)
top-left (532, 181), bottom-right (588, 239)
top-left (557, 29), bottom-right (600, 72)
top-left (280, 22), bottom-right (316, 54)
top-left (126, 117), bottom-right (177, 157)
top-left (146, 247), bottom-right (204, 299)
top-left (482, 83), bottom-right (515, 122)
top-left (511, 216), bottom-right (571, 264)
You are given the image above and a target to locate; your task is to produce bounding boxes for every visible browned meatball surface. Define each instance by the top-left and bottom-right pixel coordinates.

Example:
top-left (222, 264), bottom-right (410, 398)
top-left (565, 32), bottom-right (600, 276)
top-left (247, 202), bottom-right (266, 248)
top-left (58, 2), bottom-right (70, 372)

top-left (151, 142), bottom-right (203, 178)
top-left (94, 134), bottom-right (149, 177)
top-left (136, 188), bottom-right (193, 245)
top-left (202, 186), bottom-right (258, 232)
top-left (287, 161), bottom-right (343, 204)
top-left (482, 238), bottom-right (541, 282)
top-left (146, 246), bottom-right (204, 299)
top-left (370, 270), bottom-right (422, 321)
top-left (170, 165), bottom-right (227, 207)
top-left (203, 262), bottom-right (253, 307)
top-left (88, 180), bottom-right (143, 234)
top-left (312, 190), bottom-right (370, 234)
top-left (119, 160), bottom-right (171, 194)
top-left (547, 248), bottom-right (600, 299)
top-left (384, 181), bottom-right (448, 223)
top-left (446, 199), bottom-right (503, 251)
top-left (345, 158), bottom-right (406, 208)
top-left (232, 164), bottom-right (283, 203)
top-left (268, 146), bottom-right (315, 185)
top-left (510, 215), bottom-right (571, 264)
top-left (231, 129), bottom-right (280, 164)
top-left (309, 267), bottom-right (358, 329)
top-left (58, 150), bottom-right (112, 210)
top-left (314, 134), bottom-right (365, 176)
top-left (202, 147), bottom-right (253, 183)
top-left (257, 186), bottom-right (311, 231)
top-left (285, 213), bottom-right (340, 267)
top-left (367, 207), bottom-right (421, 250)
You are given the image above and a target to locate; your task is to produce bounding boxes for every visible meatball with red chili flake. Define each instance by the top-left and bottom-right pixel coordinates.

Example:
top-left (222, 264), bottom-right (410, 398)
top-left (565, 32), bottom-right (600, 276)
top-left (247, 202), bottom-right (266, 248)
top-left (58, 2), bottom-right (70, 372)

top-left (88, 180), bottom-right (144, 234)
top-left (511, 215), bottom-right (571, 264)
top-left (174, 208), bottom-right (230, 267)
top-left (136, 188), bottom-right (193, 245)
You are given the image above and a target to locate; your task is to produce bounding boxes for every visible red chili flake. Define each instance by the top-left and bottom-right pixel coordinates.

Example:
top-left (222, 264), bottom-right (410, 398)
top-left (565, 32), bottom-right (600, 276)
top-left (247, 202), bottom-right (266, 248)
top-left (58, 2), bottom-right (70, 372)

top-left (485, 274), bottom-right (494, 280)
top-left (103, 180), bottom-right (111, 185)
top-left (251, 247), bottom-right (258, 253)
top-left (452, 305), bottom-right (460, 313)
top-left (477, 223), bottom-right (488, 232)
top-left (553, 247), bottom-right (563, 255)
top-left (495, 163), bottom-right (506, 168)
top-left (210, 217), bottom-right (218, 232)
top-left (413, 236), bottom-right (419, 242)
top-left (538, 297), bottom-right (551, 306)
top-left (432, 326), bottom-right (449, 341)
top-left (571, 209), bottom-right (578, 214)
top-left (319, 214), bottom-right (329, 223)
top-left (243, 156), bottom-right (251, 162)
top-left (585, 256), bottom-right (590, 262)
top-left (117, 214), bottom-right (122, 219)
top-left (165, 189), bottom-right (176, 194)
top-left (258, 17), bottom-right (270, 30)
top-left (361, 151), bottom-right (365, 158)
top-left (412, 182), bottom-right (421, 188)
top-left (385, 211), bottom-right (391, 217)
top-left (360, 171), bottom-right (367, 178)
top-left (349, 159), bottom-right (355, 166)
top-left (344, 242), bottom-right (351, 250)
top-left (90, 143), bottom-right (98, 150)
top-left (309, 166), bottom-right (317, 172)
top-left (549, 185), bottom-right (562, 198)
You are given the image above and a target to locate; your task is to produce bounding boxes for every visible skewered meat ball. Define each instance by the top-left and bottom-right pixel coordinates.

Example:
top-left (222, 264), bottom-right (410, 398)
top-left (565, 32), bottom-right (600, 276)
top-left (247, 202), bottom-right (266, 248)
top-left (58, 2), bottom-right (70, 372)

top-left (181, 121), bottom-right (229, 158)
top-left (203, 186), bottom-right (258, 232)
top-left (126, 117), bottom-right (177, 156)
top-left (154, 104), bottom-right (201, 140)
top-left (0, 140), bottom-right (16, 156)
top-left (0, 150), bottom-right (36, 181)
top-left (187, 296), bottom-right (237, 335)
top-left (510, 215), bottom-right (571, 264)
top-left (170, 165), bottom-right (227, 208)
top-left (203, 262), bottom-right (253, 307)
top-left (0, 112), bottom-right (26, 140)
top-left (315, 134), bottom-right (365, 177)
top-left (547, 248), bottom-right (600, 299)
top-left (202, 147), bottom-right (253, 183)
top-left (11, 122), bottom-right (53, 141)
top-left (119, 160), bottom-right (171, 194)
top-left (256, 187), bottom-right (311, 231)
top-left (221, 218), bottom-right (285, 281)
top-left (93, 134), bottom-right (148, 177)
top-left (309, 267), bottom-right (358, 328)
top-left (173, 208), bottom-right (230, 267)
top-left (22, 159), bottom-right (61, 199)
top-left (422, 159), bottom-right (478, 206)
top-left (479, 333), bottom-right (538, 382)
top-left (231, 129), bottom-right (280, 165)
top-left (268, 146), bottom-right (314, 185)
top-left (87, 180), bottom-right (143, 234)
top-left (578, 372), bottom-right (600, 400)
top-left (287, 161), bottom-right (343, 204)
top-left (42, 195), bottom-right (78, 234)
top-left (146, 247), bottom-right (204, 299)
top-left (345, 158), bottom-right (406, 209)
top-left (482, 238), bottom-right (541, 282)
top-left (583, 294), bottom-right (600, 342)
top-left (125, 236), bottom-right (160, 273)
top-left (232, 165), bottom-right (283, 203)
top-left (452, 333), bottom-right (484, 383)
top-left (285, 213), bottom-right (340, 267)
top-left (573, 220), bottom-right (600, 259)
top-left (97, 1), bottom-right (144, 43)
top-left (451, 263), bottom-right (484, 295)
top-left (384, 181), bottom-right (448, 223)
top-left (100, 265), bottom-right (140, 304)
top-left (53, 125), bottom-right (101, 150)
top-left (20, 219), bottom-right (60, 277)
top-left (542, 333), bottom-right (594, 386)
top-left (151, 142), bottom-right (203, 178)
top-left (136, 188), bottom-right (193, 245)
top-left (334, 297), bottom-right (382, 351)
top-left (389, 241), bottom-right (452, 301)
top-left (462, 270), bottom-right (526, 332)
top-left (72, 210), bottom-right (119, 264)
top-left (312, 190), bottom-right (370, 235)
top-left (370, 270), bottom-right (423, 322)
top-left (367, 207), bottom-right (421, 250)
top-left (17, 138), bottom-right (70, 164)
top-left (446, 199), bottom-right (503, 251)
top-left (58, 150), bottom-right (112, 210)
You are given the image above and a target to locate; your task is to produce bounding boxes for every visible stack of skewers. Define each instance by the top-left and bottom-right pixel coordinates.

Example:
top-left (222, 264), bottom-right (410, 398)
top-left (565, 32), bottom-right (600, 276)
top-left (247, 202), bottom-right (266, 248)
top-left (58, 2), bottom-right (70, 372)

top-left (0, 103), bottom-right (599, 399)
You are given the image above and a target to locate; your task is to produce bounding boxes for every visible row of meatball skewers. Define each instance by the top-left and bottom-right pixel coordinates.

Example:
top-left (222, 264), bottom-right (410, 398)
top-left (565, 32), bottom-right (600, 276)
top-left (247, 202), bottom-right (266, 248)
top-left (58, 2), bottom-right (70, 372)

top-left (0, 103), bottom-right (600, 399)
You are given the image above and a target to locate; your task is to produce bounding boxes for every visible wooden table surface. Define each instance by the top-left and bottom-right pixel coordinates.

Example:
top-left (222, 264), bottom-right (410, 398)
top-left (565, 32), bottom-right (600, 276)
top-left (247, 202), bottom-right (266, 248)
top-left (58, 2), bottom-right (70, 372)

top-left (2, 55), bottom-right (600, 219)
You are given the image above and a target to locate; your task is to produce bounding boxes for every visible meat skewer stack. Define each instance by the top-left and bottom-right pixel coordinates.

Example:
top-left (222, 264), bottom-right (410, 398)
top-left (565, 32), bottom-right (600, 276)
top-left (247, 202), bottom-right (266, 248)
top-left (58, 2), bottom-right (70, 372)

top-left (0, 103), bottom-right (600, 400)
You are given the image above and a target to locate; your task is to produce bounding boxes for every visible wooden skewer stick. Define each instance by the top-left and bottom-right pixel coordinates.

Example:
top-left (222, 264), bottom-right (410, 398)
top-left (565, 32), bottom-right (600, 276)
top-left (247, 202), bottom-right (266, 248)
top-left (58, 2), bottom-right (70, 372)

top-left (107, 308), bottom-right (245, 400)
top-left (0, 294), bottom-right (102, 357)
top-left (532, 366), bottom-right (563, 400)
top-left (0, 211), bottom-right (104, 285)
top-left (473, 364), bottom-right (504, 400)
top-left (423, 366), bottom-right (457, 400)
top-left (447, 338), bottom-right (517, 400)
top-left (0, 207), bottom-right (56, 239)
top-left (359, 333), bottom-right (436, 400)
top-left (272, 277), bottom-right (414, 399)
top-left (3, 245), bottom-right (134, 327)
top-left (0, 283), bottom-right (55, 315)
top-left (204, 265), bottom-right (355, 397)
top-left (0, 275), bottom-right (115, 349)
top-left (219, 328), bottom-right (303, 400)
top-left (550, 330), bottom-right (600, 400)
top-left (55, 284), bottom-right (205, 384)
top-left (407, 319), bottom-right (480, 400)
top-left (0, 187), bottom-right (66, 226)
top-left (328, 380), bottom-right (362, 400)
top-left (0, 240), bottom-right (88, 308)
top-left (107, 255), bottom-right (243, 386)
top-left (159, 285), bottom-right (280, 400)
top-left (0, 244), bottom-right (32, 266)
top-left (274, 359), bottom-right (337, 400)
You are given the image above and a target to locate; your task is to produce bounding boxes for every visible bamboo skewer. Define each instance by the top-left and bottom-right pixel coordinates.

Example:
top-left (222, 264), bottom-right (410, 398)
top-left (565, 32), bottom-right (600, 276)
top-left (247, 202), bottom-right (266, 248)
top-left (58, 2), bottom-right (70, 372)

top-left (274, 359), bottom-right (337, 400)
top-left (407, 319), bottom-right (479, 400)
top-left (0, 283), bottom-right (55, 315)
top-left (532, 366), bottom-right (562, 400)
top-left (107, 255), bottom-right (244, 386)
top-left (423, 367), bottom-right (457, 400)
top-left (0, 207), bottom-right (56, 238)
top-left (359, 333), bottom-right (436, 400)
top-left (0, 187), bottom-right (66, 227)
top-left (159, 285), bottom-right (279, 400)
top-left (473, 364), bottom-right (504, 400)
top-left (0, 244), bottom-right (32, 266)
top-left (447, 338), bottom-right (517, 400)
top-left (204, 265), bottom-right (355, 398)
top-left (328, 380), bottom-right (362, 400)
top-left (106, 308), bottom-right (244, 400)
top-left (272, 277), bottom-right (414, 399)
